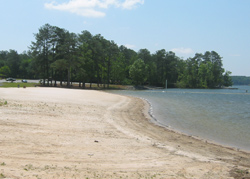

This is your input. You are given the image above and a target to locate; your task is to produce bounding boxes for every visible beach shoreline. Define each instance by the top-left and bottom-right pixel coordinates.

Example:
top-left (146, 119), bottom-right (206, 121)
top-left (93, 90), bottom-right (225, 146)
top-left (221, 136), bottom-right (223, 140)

top-left (144, 97), bottom-right (250, 153)
top-left (122, 93), bottom-right (250, 154)
top-left (0, 87), bottom-right (249, 178)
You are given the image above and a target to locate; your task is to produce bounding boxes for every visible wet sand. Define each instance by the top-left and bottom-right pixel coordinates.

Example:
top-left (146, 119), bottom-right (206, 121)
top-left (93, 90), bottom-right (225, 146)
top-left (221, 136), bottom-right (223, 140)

top-left (0, 87), bottom-right (249, 178)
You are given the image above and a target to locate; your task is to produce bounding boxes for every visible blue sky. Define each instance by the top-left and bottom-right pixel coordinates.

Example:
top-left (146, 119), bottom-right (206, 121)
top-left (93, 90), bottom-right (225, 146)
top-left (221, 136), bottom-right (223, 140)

top-left (1, 0), bottom-right (250, 76)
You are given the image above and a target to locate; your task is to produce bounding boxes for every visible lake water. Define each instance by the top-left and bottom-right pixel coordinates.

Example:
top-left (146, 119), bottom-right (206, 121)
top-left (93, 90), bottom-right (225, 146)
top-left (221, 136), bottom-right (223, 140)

top-left (108, 86), bottom-right (250, 151)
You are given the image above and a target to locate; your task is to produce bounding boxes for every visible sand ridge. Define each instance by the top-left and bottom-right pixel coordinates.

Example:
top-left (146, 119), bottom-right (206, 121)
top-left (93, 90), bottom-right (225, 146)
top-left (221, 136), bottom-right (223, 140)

top-left (0, 87), bottom-right (249, 179)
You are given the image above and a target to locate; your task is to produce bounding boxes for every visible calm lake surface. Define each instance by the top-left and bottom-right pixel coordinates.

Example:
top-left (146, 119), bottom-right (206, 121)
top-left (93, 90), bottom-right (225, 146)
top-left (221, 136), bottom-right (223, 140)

top-left (108, 86), bottom-right (250, 151)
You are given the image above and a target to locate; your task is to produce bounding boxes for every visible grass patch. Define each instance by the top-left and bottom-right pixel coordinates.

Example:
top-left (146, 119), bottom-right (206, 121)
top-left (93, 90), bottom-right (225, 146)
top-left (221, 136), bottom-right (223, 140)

top-left (0, 82), bottom-right (37, 88)
top-left (73, 83), bottom-right (130, 90)
top-left (0, 173), bottom-right (6, 178)
top-left (24, 164), bottom-right (35, 171)
top-left (40, 83), bottom-right (130, 90)
top-left (0, 101), bottom-right (7, 106)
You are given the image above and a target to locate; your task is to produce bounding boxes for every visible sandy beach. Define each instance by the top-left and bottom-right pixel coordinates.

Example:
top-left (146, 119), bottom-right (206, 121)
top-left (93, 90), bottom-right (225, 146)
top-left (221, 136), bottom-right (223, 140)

top-left (0, 87), bottom-right (249, 179)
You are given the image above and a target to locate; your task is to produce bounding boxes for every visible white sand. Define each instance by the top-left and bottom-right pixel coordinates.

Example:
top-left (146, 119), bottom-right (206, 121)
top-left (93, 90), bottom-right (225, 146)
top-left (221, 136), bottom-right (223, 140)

top-left (0, 87), bottom-right (249, 179)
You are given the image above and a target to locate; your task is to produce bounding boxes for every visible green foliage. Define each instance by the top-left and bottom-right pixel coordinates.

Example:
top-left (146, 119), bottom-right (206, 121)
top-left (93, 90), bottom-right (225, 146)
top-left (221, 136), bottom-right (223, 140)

top-left (1, 24), bottom-right (232, 89)
top-left (0, 101), bottom-right (7, 106)
top-left (223, 71), bottom-right (233, 86)
top-left (6, 50), bottom-right (21, 78)
top-left (129, 59), bottom-right (147, 85)
top-left (24, 164), bottom-right (34, 171)
top-left (0, 173), bottom-right (6, 178)
top-left (231, 76), bottom-right (250, 85)
top-left (0, 50), bottom-right (36, 79)
top-left (0, 66), bottom-right (11, 77)
top-left (177, 51), bottom-right (230, 88)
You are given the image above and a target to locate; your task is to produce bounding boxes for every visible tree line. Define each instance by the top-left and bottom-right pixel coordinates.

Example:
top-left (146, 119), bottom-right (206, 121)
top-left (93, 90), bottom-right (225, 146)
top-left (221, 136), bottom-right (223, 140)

top-left (0, 23), bottom-right (232, 88)
top-left (231, 76), bottom-right (250, 85)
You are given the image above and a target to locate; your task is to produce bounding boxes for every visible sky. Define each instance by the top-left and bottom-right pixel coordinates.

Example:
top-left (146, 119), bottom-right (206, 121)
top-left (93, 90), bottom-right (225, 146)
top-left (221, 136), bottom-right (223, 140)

top-left (1, 0), bottom-right (250, 76)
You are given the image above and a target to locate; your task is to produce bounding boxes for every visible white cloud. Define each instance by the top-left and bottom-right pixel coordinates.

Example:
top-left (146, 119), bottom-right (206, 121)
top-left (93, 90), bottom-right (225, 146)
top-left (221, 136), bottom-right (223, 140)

top-left (124, 44), bottom-right (136, 49)
top-left (121, 0), bottom-right (144, 9)
top-left (171, 47), bottom-right (194, 55)
top-left (45, 0), bottom-right (144, 17)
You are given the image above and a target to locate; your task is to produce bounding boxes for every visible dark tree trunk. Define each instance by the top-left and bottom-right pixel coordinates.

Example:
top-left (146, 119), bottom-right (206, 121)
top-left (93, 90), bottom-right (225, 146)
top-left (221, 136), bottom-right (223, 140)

top-left (82, 82), bottom-right (85, 89)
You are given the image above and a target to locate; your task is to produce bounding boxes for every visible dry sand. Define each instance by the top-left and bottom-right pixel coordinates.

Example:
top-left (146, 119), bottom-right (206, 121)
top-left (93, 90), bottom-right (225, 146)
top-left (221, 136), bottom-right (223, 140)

top-left (0, 87), bottom-right (249, 179)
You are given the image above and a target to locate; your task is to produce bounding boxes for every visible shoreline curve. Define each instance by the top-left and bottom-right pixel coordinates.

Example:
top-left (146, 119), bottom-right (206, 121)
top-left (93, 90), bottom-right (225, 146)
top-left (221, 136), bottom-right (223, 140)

top-left (0, 87), bottom-right (250, 178)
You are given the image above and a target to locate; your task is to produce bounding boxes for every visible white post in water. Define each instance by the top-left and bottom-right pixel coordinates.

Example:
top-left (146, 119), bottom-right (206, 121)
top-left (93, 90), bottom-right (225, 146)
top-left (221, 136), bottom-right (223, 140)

top-left (165, 80), bottom-right (167, 89)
